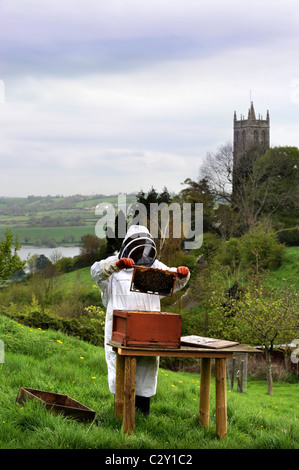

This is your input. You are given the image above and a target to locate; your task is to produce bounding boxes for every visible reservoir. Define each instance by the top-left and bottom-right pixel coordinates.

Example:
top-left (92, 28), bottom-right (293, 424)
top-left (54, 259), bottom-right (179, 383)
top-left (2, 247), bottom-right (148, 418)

top-left (18, 246), bottom-right (81, 261)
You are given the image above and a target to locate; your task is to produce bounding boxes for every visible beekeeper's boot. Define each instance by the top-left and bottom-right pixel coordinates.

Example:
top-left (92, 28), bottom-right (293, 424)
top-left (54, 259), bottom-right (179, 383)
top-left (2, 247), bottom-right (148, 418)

top-left (135, 395), bottom-right (150, 415)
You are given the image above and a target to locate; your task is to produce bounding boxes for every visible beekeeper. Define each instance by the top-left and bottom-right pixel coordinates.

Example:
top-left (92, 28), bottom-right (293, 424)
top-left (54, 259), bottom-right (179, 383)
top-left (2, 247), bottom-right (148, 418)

top-left (91, 224), bottom-right (190, 414)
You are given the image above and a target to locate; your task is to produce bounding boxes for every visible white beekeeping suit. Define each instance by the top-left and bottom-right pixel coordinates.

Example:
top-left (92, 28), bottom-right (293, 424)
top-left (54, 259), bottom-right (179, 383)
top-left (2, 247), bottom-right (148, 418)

top-left (91, 225), bottom-right (190, 401)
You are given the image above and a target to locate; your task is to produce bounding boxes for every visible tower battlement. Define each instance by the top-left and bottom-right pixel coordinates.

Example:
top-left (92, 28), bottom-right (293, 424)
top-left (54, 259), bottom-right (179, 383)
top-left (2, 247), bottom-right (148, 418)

top-left (233, 102), bottom-right (270, 167)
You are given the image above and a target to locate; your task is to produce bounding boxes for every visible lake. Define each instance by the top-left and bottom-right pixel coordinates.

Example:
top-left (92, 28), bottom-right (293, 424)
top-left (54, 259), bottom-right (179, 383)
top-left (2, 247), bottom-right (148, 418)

top-left (18, 246), bottom-right (81, 261)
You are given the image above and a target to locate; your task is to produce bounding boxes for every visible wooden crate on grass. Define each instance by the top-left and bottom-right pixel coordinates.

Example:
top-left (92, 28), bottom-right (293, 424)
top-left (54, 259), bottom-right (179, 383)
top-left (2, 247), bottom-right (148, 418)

top-left (16, 387), bottom-right (95, 422)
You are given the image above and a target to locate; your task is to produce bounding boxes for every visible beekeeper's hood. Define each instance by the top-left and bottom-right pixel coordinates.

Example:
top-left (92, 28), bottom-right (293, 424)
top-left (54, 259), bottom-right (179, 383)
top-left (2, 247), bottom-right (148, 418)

top-left (118, 225), bottom-right (156, 267)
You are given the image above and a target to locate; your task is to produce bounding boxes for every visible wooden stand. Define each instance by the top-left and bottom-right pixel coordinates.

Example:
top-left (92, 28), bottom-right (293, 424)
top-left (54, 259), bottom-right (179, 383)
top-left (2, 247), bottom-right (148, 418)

top-left (110, 341), bottom-right (259, 439)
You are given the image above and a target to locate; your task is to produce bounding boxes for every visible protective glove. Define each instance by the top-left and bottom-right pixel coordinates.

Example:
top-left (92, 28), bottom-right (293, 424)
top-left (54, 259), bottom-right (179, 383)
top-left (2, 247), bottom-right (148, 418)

top-left (177, 266), bottom-right (189, 278)
top-left (116, 257), bottom-right (134, 269)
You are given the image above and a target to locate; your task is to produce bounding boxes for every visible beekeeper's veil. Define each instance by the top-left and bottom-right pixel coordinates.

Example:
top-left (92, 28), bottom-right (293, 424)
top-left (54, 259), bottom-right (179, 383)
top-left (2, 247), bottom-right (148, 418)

top-left (118, 225), bottom-right (156, 267)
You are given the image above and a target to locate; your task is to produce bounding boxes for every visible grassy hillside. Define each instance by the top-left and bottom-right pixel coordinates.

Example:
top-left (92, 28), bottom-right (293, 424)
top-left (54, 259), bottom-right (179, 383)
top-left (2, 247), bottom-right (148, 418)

top-left (267, 246), bottom-right (299, 290)
top-left (0, 315), bottom-right (298, 449)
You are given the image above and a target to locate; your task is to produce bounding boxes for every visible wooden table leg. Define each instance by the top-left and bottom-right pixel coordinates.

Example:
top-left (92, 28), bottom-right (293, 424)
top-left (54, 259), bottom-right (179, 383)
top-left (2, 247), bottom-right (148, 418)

top-left (123, 356), bottom-right (136, 435)
top-left (199, 357), bottom-right (211, 428)
top-left (215, 358), bottom-right (227, 439)
top-left (115, 353), bottom-right (125, 418)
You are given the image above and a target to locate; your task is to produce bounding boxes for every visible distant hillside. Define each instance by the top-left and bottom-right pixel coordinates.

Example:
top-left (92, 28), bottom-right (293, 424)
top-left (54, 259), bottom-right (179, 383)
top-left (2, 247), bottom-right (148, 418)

top-left (0, 193), bottom-right (137, 246)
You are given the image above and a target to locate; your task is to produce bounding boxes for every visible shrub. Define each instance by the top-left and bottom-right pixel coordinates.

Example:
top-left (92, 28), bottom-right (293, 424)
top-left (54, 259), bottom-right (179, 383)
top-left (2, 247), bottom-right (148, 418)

top-left (217, 237), bottom-right (242, 270)
top-left (54, 257), bottom-right (75, 273)
top-left (276, 227), bottom-right (299, 246)
top-left (2, 296), bottom-right (105, 346)
top-left (239, 223), bottom-right (285, 273)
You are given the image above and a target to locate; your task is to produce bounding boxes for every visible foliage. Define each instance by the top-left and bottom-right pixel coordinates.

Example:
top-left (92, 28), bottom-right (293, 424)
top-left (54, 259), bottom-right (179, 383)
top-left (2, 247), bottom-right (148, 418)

top-left (207, 276), bottom-right (298, 395)
top-left (238, 222), bottom-right (285, 273)
top-left (78, 234), bottom-right (107, 267)
top-left (0, 228), bottom-right (25, 283)
top-left (276, 227), bottom-right (299, 246)
top-left (1, 295), bottom-right (105, 347)
top-left (179, 177), bottom-right (215, 233)
top-left (253, 146), bottom-right (299, 228)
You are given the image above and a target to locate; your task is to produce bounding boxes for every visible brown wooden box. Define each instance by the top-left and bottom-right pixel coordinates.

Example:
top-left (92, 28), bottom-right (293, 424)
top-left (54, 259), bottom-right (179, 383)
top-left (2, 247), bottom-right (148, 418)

top-left (111, 309), bottom-right (182, 349)
top-left (16, 387), bottom-right (95, 422)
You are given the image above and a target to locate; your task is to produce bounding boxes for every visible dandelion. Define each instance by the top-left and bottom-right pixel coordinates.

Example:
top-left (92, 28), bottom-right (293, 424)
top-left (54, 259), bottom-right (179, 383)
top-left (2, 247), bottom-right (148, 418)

top-left (80, 356), bottom-right (84, 359)
top-left (57, 340), bottom-right (63, 344)
top-left (92, 377), bottom-right (96, 380)
top-left (171, 384), bottom-right (176, 387)
top-left (179, 380), bottom-right (183, 383)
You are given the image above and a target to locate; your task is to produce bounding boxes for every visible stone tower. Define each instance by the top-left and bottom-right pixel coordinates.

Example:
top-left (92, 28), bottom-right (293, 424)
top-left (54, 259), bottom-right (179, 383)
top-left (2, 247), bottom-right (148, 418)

top-left (233, 102), bottom-right (270, 169)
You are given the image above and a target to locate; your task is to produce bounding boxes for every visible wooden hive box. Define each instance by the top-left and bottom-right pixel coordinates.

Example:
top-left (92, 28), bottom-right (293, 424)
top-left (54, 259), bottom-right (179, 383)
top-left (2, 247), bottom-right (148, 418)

top-left (16, 387), bottom-right (95, 422)
top-left (111, 309), bottom-right (182, 349)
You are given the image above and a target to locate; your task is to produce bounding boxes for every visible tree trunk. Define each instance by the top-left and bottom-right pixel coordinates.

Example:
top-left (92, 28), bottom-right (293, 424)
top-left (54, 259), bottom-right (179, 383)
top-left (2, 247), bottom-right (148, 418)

top-left (265, 349), bottom-right (273, 395)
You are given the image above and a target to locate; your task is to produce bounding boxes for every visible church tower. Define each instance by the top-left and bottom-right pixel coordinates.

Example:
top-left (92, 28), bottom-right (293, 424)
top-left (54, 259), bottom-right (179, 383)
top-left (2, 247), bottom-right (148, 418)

top-left (233, 102), bottom-right (270, 169)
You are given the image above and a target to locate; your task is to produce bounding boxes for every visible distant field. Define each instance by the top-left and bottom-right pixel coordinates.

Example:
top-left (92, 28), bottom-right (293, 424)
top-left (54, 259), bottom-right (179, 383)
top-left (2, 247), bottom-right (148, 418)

top-left (0, 225), bottom-right (97, 246)
top-left (0, 194), bottom-right (137, 245)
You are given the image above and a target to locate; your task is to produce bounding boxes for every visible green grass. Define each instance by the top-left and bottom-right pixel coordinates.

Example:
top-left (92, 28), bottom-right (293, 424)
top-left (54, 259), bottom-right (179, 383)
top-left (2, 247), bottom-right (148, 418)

top-left (59, 266), bottom-right (96, 293)
top-left (267, 246), bottom-right (299, 291)
top-left (0, 315), bottom-right (298, 449)
top-left (0, 226), bottom-right (97, 246)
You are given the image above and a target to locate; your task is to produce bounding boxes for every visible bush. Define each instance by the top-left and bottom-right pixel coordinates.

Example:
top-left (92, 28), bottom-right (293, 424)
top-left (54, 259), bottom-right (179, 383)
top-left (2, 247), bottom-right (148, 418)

top-left (2, 296), bottom-right (105, 346)
top-left (239, 223), bottom-right (285, 273)
top-left (217, 237), bottom-right (242, 270)
top-left (276, 227), bottom-right (299, 246)
top-left (54, 257), bottom-right (75, 273)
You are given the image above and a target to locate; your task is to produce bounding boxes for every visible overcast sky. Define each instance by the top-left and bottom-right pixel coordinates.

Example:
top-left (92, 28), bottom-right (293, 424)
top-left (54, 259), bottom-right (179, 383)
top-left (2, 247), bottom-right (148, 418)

top-left (0, 0), bottom-right (299, 197)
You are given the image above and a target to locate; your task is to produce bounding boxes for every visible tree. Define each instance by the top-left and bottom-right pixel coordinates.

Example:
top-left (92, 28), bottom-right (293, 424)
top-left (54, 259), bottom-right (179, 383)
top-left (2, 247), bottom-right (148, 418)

top-left (253, 146), bottom-right (299, 228)
top-left (232, 145), bottom-right (299, 231)
top-left (79, 234), bottom-right (105, 266)
top-left (207, 275), bottom-right (298, 395)
top-left (200, 142), bottom-right (234, 202)
top-left (105, 210), bottom-right (126, 256)
top-left (0, 229), bottom-right (25, 283)
top-left (130, 187), bottom-right (179, 263)
top-left (200, 143), bottom-right (299, 231)
top-left (233, 283), bottom-right (298, 395)
top-left (179, 177), bottom-right (215, 232)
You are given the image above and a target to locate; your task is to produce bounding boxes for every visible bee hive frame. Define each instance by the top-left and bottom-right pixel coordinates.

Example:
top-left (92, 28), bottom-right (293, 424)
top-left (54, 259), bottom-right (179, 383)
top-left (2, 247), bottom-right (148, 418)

top-left (130, 266), bottom-right (177, 297)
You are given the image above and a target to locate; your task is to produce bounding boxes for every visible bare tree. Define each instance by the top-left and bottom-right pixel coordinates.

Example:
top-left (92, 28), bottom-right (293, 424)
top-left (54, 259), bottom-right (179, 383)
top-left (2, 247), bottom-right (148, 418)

top-left (200, 142), bottom-right (233, 202)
